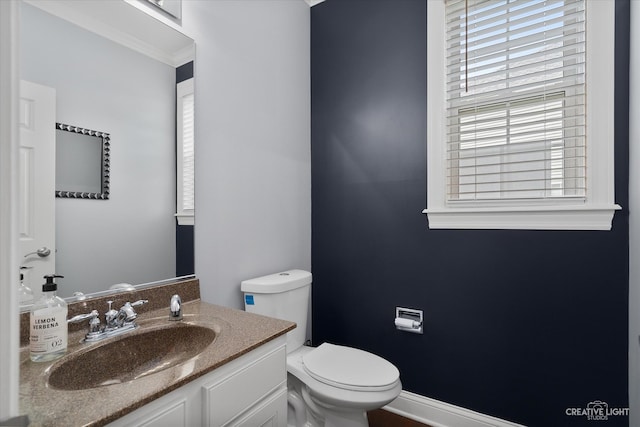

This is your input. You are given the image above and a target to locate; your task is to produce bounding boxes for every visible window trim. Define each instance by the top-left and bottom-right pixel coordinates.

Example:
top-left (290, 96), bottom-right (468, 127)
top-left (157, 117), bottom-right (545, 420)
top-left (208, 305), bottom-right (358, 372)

top-left (176, 77), bottom-right (194, 226)
top-left (424, 0), bottom-right (620, 230)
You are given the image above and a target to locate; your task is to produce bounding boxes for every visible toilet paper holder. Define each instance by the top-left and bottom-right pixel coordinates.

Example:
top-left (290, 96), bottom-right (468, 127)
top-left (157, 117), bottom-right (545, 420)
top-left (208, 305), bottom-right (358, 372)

top-left (395, 307), bottom-right (423, 334)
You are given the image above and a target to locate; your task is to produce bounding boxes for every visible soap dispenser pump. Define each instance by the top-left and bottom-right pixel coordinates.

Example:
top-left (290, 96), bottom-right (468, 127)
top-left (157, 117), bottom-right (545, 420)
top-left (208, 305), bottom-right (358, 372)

top-left (18, 266), bottom-right (34, 305)
top-left (30, 274), bottom-right (68, 362)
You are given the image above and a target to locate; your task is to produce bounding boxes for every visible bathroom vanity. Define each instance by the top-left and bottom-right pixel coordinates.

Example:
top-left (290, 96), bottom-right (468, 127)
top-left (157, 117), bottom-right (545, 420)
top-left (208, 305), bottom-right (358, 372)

top-left (108, 335), bottom-right (288, 427)
top-left (18, 279), bottom-right (295, 426)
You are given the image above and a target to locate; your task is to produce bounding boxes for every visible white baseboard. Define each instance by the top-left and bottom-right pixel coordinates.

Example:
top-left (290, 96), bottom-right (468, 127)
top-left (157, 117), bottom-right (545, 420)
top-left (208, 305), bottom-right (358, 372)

top-left (383, 391), bottom-right (526, 427)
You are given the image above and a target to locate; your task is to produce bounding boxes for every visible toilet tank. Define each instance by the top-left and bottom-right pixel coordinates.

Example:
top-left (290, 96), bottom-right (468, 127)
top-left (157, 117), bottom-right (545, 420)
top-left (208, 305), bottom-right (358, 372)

top-left (241, 270), bottom-right (311, 353)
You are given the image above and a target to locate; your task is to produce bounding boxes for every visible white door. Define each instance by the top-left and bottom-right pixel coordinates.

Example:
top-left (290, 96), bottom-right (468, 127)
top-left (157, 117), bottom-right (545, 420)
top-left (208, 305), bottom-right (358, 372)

top-left (19, 80), bottom-right (56, 300)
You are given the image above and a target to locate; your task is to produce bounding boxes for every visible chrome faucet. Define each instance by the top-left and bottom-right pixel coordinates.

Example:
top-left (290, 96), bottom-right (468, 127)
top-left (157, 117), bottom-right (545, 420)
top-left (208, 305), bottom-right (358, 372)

top-left (108, 299), bottom-right (148, 330)
top-left (169, 294), bottom-right (182, 321)
top-left (104, 300), bottom-right (119, 329)
top-left (68, 299), bottom-right (148, 342)
top-left (107, 300), bottom-right (147, 329)
top-left (68, 310), bottom-right (101, 334)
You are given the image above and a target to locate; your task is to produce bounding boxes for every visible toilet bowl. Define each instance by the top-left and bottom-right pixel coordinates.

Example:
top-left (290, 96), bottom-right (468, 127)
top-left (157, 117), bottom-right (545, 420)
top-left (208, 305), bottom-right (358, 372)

top-left (287, 344), bottom-right (401, 427)
top-left (241, 270), bottom-right (402, 427)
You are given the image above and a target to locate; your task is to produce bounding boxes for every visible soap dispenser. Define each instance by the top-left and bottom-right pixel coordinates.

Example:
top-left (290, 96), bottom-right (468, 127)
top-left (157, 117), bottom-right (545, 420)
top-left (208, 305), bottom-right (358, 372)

top-left (18, 266), bottom-right (34, 305)
top-left (30, 274), bottom-right (68, 362)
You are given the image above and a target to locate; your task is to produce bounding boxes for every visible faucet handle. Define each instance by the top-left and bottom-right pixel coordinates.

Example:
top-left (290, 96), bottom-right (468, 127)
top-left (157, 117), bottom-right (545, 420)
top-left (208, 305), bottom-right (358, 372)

top-left (68, 309), bottom-right (99, 324)
top-left (117, 299), bottom-right (148, 324)
top-left (67, 310), bottom-right (101, 342)
top-left (68, 310), bottom-right (101, 334)
top-left (130, 299), bottom-right (148, 308)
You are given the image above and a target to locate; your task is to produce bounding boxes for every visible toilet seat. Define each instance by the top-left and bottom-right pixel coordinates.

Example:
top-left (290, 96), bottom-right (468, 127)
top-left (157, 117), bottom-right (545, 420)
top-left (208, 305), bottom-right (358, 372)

top-left (302, 343), bottom-right (400, 392)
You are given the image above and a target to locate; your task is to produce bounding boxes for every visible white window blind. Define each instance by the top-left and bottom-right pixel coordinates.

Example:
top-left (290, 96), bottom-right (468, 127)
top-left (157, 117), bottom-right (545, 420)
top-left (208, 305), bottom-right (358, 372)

top-left (446, 0), bottom-right (586, 201)
top-left (177, 78), bottom-right (194, 225)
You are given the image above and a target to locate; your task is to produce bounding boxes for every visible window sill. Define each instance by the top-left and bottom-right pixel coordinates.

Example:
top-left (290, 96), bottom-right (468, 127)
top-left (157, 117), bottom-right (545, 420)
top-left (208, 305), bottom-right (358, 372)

top-left (175, 213), bottom-right (194, 226)
top-left (422, 204), bottom-right (621, 231)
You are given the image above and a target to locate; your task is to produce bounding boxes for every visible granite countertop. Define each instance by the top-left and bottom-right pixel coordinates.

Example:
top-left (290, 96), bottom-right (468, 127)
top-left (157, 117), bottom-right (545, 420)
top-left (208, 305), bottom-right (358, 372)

top-left (19, 294), bottom-right (295, 427)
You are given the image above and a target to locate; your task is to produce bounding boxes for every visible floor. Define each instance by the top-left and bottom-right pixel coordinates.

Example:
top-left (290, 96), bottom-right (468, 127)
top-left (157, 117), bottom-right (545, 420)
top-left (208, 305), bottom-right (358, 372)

top-left (368, 409), bottom-right (432, 427)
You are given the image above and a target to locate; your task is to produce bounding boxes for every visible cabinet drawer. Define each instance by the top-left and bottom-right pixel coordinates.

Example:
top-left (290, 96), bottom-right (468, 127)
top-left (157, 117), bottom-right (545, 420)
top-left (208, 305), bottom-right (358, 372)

top-left (204, 345), bottom-right (286, 426)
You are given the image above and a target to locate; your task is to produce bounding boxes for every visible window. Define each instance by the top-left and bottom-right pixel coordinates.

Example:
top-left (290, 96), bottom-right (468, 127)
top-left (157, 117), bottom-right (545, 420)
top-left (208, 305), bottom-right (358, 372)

top-left (453, 92), bottom-right (573, 200)
top-left (425, 0), bottom-right (620, 230)
top-left (176, 78), bottom-right (194, 225)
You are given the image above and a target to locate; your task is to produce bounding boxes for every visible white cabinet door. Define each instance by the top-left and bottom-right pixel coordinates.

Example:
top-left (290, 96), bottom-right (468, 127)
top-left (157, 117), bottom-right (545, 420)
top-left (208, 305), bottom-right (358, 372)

top-left (231, 388), bottom-right (287, 427)
top-left (19, 80), bottom-right (56, 297)
top-left (107, 393), bottom-right (196, 427)
top-left (203, 345), bottom-right (286, 426)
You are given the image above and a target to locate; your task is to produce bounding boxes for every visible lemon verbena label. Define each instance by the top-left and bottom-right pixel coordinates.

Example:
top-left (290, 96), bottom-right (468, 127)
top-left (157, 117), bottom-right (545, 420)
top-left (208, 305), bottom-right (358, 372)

top-left (30, 313), bottom-right (67, 353)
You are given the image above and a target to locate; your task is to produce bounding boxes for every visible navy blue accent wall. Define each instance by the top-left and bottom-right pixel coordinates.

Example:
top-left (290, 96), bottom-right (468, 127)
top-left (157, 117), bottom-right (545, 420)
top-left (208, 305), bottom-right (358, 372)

top-left (310, 1), bottom-right (629, 426)
top-left (176, 61), bottom-right (194, 277)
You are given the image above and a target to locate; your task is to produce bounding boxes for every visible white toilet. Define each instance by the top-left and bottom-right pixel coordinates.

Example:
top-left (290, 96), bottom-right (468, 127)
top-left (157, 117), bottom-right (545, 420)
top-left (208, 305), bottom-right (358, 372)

top-left (241, 270), bottom-right (402, 427)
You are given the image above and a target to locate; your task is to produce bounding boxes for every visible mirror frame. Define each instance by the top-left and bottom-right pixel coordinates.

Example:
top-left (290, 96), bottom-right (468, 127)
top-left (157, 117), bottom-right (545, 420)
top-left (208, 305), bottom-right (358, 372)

top-left (55, 122), bottom-right (110, 200)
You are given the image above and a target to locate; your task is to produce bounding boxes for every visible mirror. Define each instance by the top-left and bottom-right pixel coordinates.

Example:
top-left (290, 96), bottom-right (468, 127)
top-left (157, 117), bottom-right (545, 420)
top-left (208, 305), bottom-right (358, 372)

top-left (20, 1), bottom-right (195, 300)
top-left (55, 123), bottom-right (110, 199)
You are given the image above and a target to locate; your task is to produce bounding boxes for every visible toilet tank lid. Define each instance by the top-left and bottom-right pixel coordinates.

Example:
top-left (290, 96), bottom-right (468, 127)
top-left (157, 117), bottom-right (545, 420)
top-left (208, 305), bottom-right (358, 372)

top-left (241, 270), bottom-right (312, 294)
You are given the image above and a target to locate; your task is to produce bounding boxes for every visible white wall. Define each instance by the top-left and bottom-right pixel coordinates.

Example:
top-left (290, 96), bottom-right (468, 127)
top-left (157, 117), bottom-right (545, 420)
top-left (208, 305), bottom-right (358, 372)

top-left (20, 3), bottom-right (176, 297)
top-left (183, 1), bottom-right (311, 308)
top-left (630, 1), bottom-right (639, 424)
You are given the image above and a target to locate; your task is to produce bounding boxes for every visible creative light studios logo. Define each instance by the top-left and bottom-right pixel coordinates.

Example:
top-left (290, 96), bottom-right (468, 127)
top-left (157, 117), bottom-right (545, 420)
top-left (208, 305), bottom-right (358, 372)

top-left (566, 400), bottom-right (629, 421)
